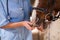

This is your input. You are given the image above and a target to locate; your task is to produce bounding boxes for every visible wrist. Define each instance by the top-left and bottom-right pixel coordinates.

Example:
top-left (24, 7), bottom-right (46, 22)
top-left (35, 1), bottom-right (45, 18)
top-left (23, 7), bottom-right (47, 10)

top-left (18, 22), bottom-right (24, 27)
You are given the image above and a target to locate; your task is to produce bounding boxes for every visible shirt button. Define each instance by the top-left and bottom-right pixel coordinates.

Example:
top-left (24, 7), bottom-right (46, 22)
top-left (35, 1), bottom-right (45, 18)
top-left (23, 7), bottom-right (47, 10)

top-left (8, 16), bottom-right (10, 20)
top-left (19, 8), bottom-right (24, 10)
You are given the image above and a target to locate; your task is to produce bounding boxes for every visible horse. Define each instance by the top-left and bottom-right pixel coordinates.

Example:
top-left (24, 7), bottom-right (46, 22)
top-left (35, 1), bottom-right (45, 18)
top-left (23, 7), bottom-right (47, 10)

top-left (30, 0), bottom-right (60, 40)
top-left (31, 0), bottom-right (60, 29)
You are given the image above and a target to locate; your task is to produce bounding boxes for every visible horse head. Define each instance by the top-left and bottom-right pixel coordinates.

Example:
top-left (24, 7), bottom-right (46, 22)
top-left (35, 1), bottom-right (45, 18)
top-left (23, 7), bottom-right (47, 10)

top-left (30, 0), bottom-right (60, 31)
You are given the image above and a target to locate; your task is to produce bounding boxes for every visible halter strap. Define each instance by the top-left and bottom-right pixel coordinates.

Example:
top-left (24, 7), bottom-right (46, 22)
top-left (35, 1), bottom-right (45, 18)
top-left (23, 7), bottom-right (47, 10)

top-left (32, 0), bottom-right (56, 13)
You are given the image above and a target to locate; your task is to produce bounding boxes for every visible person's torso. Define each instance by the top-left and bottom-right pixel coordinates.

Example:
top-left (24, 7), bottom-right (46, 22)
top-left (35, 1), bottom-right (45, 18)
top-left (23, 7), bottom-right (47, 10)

top-left (0, 0), bottom-right (32, 40)
top-left (0, 0), bottom-right (30, 22)
top-left (8, 0), bottom-right (30, 22)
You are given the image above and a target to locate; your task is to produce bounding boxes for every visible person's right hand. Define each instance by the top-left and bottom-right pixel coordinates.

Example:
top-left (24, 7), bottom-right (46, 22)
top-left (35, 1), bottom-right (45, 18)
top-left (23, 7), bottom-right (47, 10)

top-left (21, 21), bottom-right (33, 30)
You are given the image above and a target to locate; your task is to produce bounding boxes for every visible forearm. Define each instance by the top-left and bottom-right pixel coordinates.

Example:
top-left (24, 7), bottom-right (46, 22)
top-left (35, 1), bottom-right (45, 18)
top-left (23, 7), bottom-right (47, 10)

top-left (1, 22), bottom-right (23, 29)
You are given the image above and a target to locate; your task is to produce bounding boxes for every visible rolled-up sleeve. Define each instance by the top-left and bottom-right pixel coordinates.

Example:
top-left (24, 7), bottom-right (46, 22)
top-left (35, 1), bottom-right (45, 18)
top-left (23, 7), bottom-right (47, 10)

top-left (0, 13), bottom-right (9, 27)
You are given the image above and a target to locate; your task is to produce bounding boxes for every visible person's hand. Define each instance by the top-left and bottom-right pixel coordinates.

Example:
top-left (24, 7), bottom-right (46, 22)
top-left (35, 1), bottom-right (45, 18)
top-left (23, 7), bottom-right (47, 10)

top-left (21, 21), bottom-right (33, 30)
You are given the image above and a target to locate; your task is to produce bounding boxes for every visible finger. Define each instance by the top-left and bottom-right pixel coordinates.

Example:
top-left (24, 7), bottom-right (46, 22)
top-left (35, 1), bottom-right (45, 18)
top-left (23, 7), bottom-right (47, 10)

top-left (25, 21), bottom-right (33, 25)
top-left (25, 24), bottom-right (32, 30)
top-left (26, 21), bottom-right (33, 27)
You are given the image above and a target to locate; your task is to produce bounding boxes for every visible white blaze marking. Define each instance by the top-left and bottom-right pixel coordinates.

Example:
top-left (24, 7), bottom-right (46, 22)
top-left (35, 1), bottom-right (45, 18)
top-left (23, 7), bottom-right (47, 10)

top-left (30, 0), bottom-right (39, 23)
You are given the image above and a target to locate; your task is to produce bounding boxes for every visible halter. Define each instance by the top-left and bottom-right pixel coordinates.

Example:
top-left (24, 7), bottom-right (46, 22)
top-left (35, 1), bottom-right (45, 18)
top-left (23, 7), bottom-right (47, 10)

top-left (32, 7), bottom-right (47, 13)
top-left (33, 0), bottom-right (55, 13)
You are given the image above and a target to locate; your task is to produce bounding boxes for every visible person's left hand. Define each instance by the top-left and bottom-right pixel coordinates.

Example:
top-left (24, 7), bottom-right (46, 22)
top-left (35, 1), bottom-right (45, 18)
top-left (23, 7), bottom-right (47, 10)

top-left (21, 21), bottom-right (34, 30)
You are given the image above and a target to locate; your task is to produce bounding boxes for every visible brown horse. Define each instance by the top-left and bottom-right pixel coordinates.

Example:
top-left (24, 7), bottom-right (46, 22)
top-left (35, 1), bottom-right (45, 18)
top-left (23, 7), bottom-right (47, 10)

top-left (31, 0), bottom-right (60, 40)
top-left (32, 0), bottom-right (60, 30)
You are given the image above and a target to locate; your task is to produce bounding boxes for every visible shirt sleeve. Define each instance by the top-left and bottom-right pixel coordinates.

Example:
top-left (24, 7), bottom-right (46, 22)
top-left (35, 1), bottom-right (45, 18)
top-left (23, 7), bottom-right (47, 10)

top-left (0, 0), bottom-right (9, 27)
top-left (0, 13), bottom-right (9, 27)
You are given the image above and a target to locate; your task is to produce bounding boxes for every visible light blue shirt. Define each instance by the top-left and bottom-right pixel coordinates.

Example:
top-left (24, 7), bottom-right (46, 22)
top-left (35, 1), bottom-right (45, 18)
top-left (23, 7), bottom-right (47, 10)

top-left (0, 0), bottom-right (32, 40)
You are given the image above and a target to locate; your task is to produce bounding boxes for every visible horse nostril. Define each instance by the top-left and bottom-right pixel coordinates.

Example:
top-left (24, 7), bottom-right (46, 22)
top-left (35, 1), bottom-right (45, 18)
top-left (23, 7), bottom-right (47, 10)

top-left (45, 19), bottom-right (49, 22)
